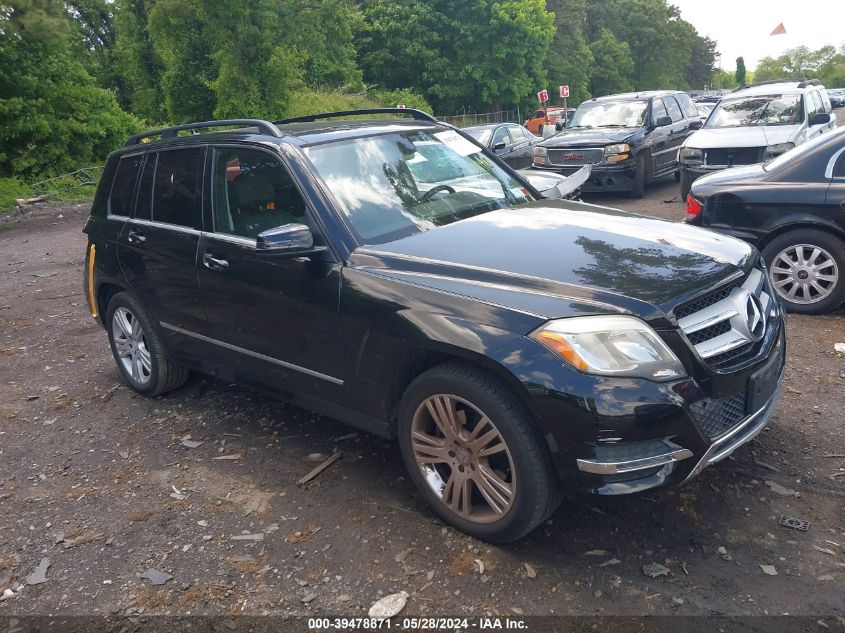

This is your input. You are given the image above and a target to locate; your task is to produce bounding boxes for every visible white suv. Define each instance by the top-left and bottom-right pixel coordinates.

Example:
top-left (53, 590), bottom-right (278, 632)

top-left (679, 79), bottom-right (836, 198)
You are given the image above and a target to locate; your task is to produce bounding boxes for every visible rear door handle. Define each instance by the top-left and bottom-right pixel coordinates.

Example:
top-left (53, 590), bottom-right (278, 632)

top-left (203, 253), bottom-right (229, 271)
top-left (127, 229), bottom-right (146, 244)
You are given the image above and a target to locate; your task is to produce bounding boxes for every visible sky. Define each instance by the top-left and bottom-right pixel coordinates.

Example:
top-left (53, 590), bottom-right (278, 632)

top-left (668, 0), bottom-right (845, 70)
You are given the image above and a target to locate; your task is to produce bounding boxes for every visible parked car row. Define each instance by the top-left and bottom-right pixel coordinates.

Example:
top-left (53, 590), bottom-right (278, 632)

top-left (83, 108), bottom-right (787, 542)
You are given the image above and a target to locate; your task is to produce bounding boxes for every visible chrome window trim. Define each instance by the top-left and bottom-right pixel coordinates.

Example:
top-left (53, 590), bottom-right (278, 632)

top-left (200, 231), bottom-right (257, 247)
top-left (824, 145), bottom-right (845, 179)
top-left (160, 321), bottom-right (344, 385)
top-left (129, 217), bottom-right (201, 235)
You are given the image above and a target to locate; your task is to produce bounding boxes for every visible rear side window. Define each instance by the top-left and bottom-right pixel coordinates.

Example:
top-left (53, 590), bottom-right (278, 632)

top-left (676, 93), bottom-right (698, 119)
top-left (152, 148), bottom-right (203, 227)
top-left (212, 147), bottom-right (307, 239)
top-left (491, 127), bottom-right (510, 147)
top-left (134, 153), bottom-right (156, 221)
top-left (820, 90), bottom-right (832, 113)
top-left (664, 96), bottom-right (684, 122)
top-left (834, 153), bottom-right (845, 178)
top-left (805, 93), bottom-right (819, 120)
top-left (108, 155), bottom-right (142, 217)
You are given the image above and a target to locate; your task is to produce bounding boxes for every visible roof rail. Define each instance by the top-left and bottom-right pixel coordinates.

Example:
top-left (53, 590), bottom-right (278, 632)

top-left (274, 108), bottom-right (438, 125)
top-left (124, 119), bottom-right (283, 147)
top-left (731, 78), bottom-right (815, 93)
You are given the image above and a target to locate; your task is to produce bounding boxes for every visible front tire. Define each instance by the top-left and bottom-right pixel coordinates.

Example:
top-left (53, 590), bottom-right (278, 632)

top-left (680, 169), bottom-right (693, 200)
top-left (397, 363), bottom-right (561, 542)
top-left (761, 229), bottom-right (845, 314)
top-left (106, 291), bottom-right (189, 396)
top-left (628, 156), bottom-right (645, 198)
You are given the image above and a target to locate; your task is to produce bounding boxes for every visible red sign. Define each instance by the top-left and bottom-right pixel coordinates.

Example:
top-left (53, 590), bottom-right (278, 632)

top-left (537, 89), bottom-right (549, 104)
top-left (560, 85), bottom-right (570, 99)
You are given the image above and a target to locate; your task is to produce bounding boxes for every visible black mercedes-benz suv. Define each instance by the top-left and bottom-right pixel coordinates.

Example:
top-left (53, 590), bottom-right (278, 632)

top-left (83, 109), bottom-right (785, 542)
top-left (534, 90), bottom-right (702, 197)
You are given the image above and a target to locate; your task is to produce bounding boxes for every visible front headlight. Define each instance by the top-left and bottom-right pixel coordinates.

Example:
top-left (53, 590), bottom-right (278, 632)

top-left (533, 146), bottom-right (548, 164)
top-left (763, 142), bottom-right (794, 160)
top-left (679, 147), bottom-right (703, 163)
top-left (530, 315), bottom-right (686, 381)
top-left (604, 143), bottom-right (630, 155)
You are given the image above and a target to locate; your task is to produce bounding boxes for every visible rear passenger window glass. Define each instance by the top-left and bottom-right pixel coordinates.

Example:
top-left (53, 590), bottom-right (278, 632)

top-left (651, 98), bottom-right (668, 123)
top-left (152, 148), bottom-right (203, 227)
top-left (820, 90), bottom-right (832, 113)
top-left (811, 91), bottom-right (824, 115)
top-left (491, 127), bottom-right (510, 146)
top-left (134, 154), bottom-right (156, 221)
top-left (664, 96), bottom-right (684, 122)
top-left (676, 93), bottom-right (698, 119)
top-left (805, 93), bottom-right (818, 119)
top-left (834, 154), bottom-right (845, 178)
top-left (108, 155), bottom-right (142, 217)
top-left (212, 148), bottom-right (307, 239)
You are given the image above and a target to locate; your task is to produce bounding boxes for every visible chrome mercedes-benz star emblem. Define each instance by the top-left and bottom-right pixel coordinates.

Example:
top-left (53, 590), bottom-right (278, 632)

top-left (745, 294), bottom-right (766, 341)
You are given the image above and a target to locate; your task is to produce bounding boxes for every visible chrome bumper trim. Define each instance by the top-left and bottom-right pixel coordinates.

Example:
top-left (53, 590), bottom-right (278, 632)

top-left (577, 443), bottom-right (694, 475)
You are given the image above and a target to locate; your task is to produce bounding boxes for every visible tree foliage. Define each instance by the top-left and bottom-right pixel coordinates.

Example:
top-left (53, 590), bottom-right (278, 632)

top-left (544, 0), bottom-right (592, 105)
top-left (735, 56), bottom-right (746, 85)
top-left (755, 45), bottom-right (845, 87)
top-left (589, 28), bottom-right (634, 96)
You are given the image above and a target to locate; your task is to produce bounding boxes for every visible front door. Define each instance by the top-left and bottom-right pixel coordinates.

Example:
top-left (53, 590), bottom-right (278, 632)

top-left (195, 144), bottom-right (344, 396)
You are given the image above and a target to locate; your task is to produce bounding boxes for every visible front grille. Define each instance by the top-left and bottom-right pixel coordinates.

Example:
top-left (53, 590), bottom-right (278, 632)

top-left (548, 148), bottom-right (603, 166)
top-left (691, 392), bottom-right (748, 438)
top-left (674, 268), bottom-right (777, 371)
top-left (705, 147), bottom-right (763, 166)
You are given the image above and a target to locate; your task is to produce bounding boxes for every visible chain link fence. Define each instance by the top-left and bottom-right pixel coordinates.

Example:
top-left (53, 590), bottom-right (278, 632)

top-left (437, 110), bottom-right (518, 128)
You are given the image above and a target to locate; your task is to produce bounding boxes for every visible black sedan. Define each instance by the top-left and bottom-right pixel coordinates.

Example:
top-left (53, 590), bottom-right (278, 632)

top-left (464, 123), bottom-right (540, 170)
top-left (686, 127), bottom-right (845, 314)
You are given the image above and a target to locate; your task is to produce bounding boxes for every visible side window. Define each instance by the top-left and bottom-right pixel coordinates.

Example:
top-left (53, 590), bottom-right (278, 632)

top-left (805, 93), bottom-right (818, 121)
top-left (134, 153), bottom-right (156, 221)
top-left (491, 127), bottom-right (511, 147)
top-left (811, 91), bottom-right (824, 117)
top-left (510, 125), bottom-right (528, 140)
top-left (676, 93), bottom-right (699, 119)
top-left (820, 90), bottom-right (832, 113)
top-left (834, 153), bottom-right (845, 178)
top-left (664, 96), bottom-right (684, 122)
top-left (651, 98), bottom-right (668, 124)
top-left (533, 110), bottom-right (545, 119)
top-left (108, 155), bottom-right (142, 217)
top-left (152, 148), bottom-right (203, 227)
top-left (212, 147), bottom-right (308, 239)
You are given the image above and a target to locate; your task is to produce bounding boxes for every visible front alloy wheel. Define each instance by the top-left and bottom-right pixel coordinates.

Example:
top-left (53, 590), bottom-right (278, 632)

top-left (112, 307), bottom-right (152, 385)
top-left (411, 394), bottom-right (515, 522)
top-left (398, 363), bottom-right (561, 542)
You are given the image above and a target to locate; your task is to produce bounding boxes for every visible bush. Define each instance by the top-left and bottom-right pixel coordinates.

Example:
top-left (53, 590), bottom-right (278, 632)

top-left (0, 177), bottom-right (31, 212)
top-left (283, 88), bottom-right (432, 119)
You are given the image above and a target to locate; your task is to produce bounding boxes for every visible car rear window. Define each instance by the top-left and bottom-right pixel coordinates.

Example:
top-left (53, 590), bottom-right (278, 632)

top-left (151, 148), bottom-right (203, 227)
top-left (108, 155), bottom-right (142, 217)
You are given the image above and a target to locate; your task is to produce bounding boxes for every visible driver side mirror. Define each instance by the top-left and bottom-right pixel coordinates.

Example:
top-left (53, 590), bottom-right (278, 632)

top-left (257, 223), bottom-right (325, 256)
top-left (492, 141), bottom-right (507, 152)
top-left (655, 116), bottom-right (673, 127)
top-left (689, 120), bottom-right (703, 130)
top-left (809, 112), bottom-right (831, 126)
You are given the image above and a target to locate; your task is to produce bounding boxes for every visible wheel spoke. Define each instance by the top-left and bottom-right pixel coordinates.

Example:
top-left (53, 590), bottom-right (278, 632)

top-left (114, 338), bottom-right (132, 357)
top-left (138, 345), bottom-right (152, 372)
top-left (473, 466), bottom-right (512, 515)
top-left (114, 310), bottom-right (132, 337)
top-left (131, 355), bottom-right (143, 380)
top-left (772, 277), bottom-right (792, 289)
top-left (813, 259), bottom-right (835, 272)
top-left (426, 396), bottom-right (460, 440)
top-left (807, 248), bottom-right (821, 266)
top-left (412, 431), bottom-right (450, 464)
top-left (130, 315), bottom-right (142, 340)
top-left (442, 471), bottom-right (472, 516)
top-left (816, 273), bottom-right (837, 283)
top-left (785, 283), bottom-right (799, 299)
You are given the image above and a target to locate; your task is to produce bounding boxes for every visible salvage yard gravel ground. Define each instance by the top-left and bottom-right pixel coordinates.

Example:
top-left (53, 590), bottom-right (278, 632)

top-left (0, 183), bottom-right (843, 619)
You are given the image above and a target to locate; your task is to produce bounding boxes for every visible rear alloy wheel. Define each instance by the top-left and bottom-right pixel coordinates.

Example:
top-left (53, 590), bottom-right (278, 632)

top-left (762, 229), bottom-right (845, 314)
top-left (106, 291), bottom-right (189, 396)
top-left (398, 363), bottom-right (561, 542)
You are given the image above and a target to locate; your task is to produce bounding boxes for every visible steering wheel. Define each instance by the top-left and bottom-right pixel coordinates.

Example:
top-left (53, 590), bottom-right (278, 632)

top-left (419, 184), bottom-right (456, 203)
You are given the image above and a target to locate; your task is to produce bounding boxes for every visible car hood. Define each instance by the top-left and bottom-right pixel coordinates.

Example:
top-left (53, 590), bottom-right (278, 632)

top-left (685, 125), bottom-right (797, 149)
top-left (349, 200), bottom-right (755, 322)
top-left (542, 127), bottom-right (640, 146)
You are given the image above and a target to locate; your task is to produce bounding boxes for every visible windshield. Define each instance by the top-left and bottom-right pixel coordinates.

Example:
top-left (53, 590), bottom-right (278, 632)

top-left (465, 128), bottom-right (492, 146)
top-left (304, 130), bottom-right (534, 245)
top-left (706, 94), bottom-right (802, 128)
top-left (567, 100), bottom-right (648, 129)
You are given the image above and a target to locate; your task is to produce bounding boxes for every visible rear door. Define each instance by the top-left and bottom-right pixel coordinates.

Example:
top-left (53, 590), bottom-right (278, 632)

top-left (648, 98), bottom-right (674, 175)
top-left (504, 124), bottom-right (537, 169)
top-left (116, 146), bottom-right (207, 334)
top-left (660, 95), bottom-right (690, 175)
top-left (195, 144), bottom-right (345, 395)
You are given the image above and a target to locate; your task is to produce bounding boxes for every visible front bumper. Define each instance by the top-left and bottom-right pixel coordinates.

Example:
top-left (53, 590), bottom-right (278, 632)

top-left (494, 317), bottom-right (786, 497)
top-left (533, 162), bottom-right (637, 193)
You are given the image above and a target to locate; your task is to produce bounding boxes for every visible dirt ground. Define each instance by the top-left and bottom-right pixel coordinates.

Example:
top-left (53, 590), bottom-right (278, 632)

top-left (1, 167), bottom-right (844, 624)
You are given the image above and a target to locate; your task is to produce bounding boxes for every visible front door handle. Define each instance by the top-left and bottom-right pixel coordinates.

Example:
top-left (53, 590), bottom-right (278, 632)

top-left (127, 229), bottom-right (146, 244)
top-left (203, 253), bottom-right (229, 271)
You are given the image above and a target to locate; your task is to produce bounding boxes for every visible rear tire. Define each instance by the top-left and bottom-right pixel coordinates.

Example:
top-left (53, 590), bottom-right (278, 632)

top-left (106, 291), bottom-right (189, 396)
top-left (397, 363), bottom-right (561, 543)
top-left (761, 229), bottom-right (845, 314)
top-left (628, 156), bottom-right (645, 198)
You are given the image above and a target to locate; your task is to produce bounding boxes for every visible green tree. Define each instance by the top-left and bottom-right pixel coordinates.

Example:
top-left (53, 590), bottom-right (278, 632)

top-left (735, 56), bottom-right (746, 85)
top-left (113, 0), bottom-right (165, 122)
top-left (544, 0), bottom-right (592, 105)
top-left (685, 34), bottom-right (716, 89)
top-left (0, 0), bottom-right (138, 178)
top-left (755, 45), bottom-right (842, 82)
top-left (710, 68), bottom-right (737, 90)
top-left (589, 28), bottom-right (633, 96)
